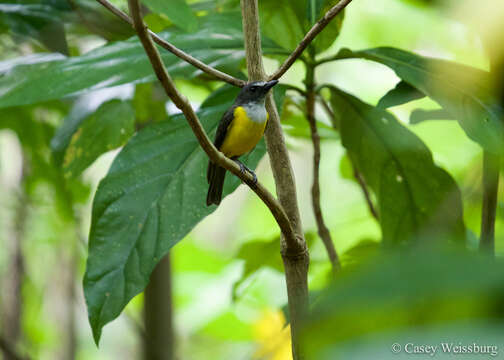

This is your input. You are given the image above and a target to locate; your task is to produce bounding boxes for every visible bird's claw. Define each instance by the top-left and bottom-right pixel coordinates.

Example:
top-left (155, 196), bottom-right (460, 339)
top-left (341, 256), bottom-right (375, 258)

top-left (234, 160), bottom-right (258, 188)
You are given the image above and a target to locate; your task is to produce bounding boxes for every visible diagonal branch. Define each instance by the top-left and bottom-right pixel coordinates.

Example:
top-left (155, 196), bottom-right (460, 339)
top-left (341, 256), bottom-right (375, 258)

top-left (127, 0), bottom-right (296, 243)
top-left (97, 0), bottom-right (246, 87)
top-left (269, 0), bottom-right (353, 81)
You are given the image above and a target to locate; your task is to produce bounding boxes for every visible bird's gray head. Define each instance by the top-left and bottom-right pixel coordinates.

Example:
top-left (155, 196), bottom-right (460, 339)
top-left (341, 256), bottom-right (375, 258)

top-left (235, 80), bottom-right (279, 105)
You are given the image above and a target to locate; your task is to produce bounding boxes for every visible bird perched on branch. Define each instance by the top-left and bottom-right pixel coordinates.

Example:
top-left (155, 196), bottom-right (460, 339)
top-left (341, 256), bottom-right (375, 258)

top-left (206, 80), bottom-right (279, 206)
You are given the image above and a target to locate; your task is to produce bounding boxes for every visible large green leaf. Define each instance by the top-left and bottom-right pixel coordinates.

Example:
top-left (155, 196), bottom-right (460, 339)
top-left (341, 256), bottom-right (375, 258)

top-left (0, 11), bottom-right (281, 108)
top-left (336, 47), bottom-right (504, 154)
top-left (84, 105), bottom-right (265, 344)
top-left (143, 0), bottom-right (198, 33)
top-left (328, 86), bottom-right (465, 245)
top-left (83, 85), bottom-right (288, 344)
top-left (62, 100), bottom-right (135, 178)
top-left (303, 249), bottom-right (504, 359)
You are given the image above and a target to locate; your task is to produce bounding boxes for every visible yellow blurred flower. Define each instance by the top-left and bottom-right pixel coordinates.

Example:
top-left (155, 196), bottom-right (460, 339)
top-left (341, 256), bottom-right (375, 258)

top-left (252, 309), bottom-right (293, 360)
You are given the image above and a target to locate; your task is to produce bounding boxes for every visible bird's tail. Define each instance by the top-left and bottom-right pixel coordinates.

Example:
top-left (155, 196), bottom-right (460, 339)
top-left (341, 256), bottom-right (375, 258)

top-left (206, 161), bottom-right (226, 206)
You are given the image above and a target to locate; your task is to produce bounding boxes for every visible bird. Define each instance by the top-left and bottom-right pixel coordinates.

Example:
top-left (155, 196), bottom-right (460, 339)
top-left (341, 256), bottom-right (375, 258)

top-left (206, 80), bottom-right (279, 206)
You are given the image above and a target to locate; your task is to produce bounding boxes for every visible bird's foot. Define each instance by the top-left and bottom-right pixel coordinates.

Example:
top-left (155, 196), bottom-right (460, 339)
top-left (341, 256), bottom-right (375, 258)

top-left (233, 160), bottom-right (258, 188)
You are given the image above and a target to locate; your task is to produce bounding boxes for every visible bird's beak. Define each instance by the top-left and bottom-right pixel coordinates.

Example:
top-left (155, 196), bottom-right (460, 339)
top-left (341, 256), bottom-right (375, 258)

top-left (264, 80), bottom-right (279, 91)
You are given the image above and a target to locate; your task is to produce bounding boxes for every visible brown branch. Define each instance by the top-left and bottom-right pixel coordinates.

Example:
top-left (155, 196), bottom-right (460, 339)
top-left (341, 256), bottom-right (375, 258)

top-left (269, 0), bottom-right (353, 81)
top-left (240, 1), bottom-right (309, 359)
top-left (127, 0), bottom-right (296, 244)
top-left (305, 65), bottom-right (340, 270)
top-left (97, 0), bottom-right (246, 87)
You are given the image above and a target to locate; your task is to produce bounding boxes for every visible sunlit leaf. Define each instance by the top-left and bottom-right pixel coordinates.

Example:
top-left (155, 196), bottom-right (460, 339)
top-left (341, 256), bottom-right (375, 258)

top-left (335, 47), bottom-right (504, 154)
top-left (328, 86), bottom-right (466, 245)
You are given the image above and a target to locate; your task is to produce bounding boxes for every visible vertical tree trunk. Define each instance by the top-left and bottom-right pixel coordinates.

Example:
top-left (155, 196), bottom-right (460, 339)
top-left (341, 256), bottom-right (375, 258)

top-left (1, 161), bottom-right (27, 360)
top-left (143, 254), bottom-right (174, 360)
top-left (240, 1), bottom-right (310, 358)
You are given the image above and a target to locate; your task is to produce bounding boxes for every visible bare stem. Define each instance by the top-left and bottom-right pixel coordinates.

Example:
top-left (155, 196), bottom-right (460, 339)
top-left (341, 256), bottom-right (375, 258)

top-left (479, 151), bottom-right (500, 254)
top-left (305, 63), bottom-right (340, 270)
top-left (127, 0), bottom-right (296, 244)
top-left (269, 0), bottom-right (353, 80)
top-left (97, 0), bottom-right (245, 87)
top-left (240, 0), bottom-right (309, 358)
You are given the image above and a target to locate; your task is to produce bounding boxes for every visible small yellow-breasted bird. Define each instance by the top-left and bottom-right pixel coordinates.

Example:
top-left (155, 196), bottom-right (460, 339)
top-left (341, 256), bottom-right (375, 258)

top-left (206, 80), bottom-right (279, 206)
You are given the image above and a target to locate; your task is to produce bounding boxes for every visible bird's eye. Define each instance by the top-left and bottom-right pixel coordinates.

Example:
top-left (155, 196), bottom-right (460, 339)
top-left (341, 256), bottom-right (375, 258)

top-left (250, 86), bottom-right (257, 92)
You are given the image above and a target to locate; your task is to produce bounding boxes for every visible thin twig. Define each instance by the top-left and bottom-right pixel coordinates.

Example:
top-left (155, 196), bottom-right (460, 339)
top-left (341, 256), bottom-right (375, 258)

top-left (97, 0), bottom-right (246, 87)
top-left (353, 168), bottom-right (379, 220)
top-left (317, 95), bottom-right (334, 120)
top-left (127, 0), bottom-right (296, 243)
top-left (305, 64), bottom-right (340, 270)
top-left (269, 0), bottom-right (353, 81)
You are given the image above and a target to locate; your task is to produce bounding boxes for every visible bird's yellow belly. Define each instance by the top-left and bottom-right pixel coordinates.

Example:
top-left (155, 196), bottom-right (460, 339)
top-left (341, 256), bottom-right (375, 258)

top-left (220, 106), bottom-right (267, 158)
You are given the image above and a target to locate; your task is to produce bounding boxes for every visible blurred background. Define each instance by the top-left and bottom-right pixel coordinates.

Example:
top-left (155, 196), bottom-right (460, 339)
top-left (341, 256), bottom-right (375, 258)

top-left (0, 0), bottom-right (503, 359)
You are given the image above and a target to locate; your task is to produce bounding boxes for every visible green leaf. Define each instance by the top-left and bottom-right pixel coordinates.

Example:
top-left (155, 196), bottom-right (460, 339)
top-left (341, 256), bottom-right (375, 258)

top-left (132, 83), bottom-right (168, 124)
top-left (0, 1), bottom-right (69, 54)
top-left (377, 80), bottom-right (425, 109)
top-left (83, 82), bottom-right (289, 344)
top-left (143, 0), bottom-right (198, 33)
top-left (328, 86), bottom-right (466, 245)
top-left (303, 249), bottom-right (504, 359)
top-left (0, 11), bottom-right (281, 108)
top-left (336, 47), bottom-right (504, 154)
top-left (62, 100), bottom-right (135, 178)
top-left (260, 0), bottom-right (344, 54)
top-left (259, 0), bottom-right (306, 51)
top-left (282, 113), bottom-right (338, 140)
top-left (232, 236), bottom-right (283, 299)
top-left (308, 0), bottom-right (345, 54)
top-left (409, 108), bottom-right (455, 124)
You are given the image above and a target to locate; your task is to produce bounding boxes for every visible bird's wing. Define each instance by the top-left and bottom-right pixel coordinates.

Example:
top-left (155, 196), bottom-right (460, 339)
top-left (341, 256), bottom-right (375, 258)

top-left (213, 105), bottom-right (236, 150)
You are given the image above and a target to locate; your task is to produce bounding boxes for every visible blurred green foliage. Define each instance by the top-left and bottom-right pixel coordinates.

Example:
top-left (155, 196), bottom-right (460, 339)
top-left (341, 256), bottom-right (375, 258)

top-left (0, 0), bottom-right (502, 359)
